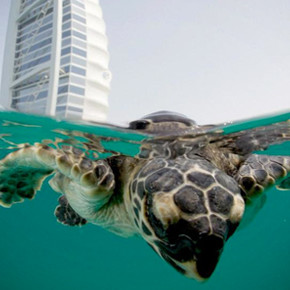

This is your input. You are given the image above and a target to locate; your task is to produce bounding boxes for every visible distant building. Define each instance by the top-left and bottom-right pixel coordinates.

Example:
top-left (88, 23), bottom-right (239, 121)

top-left (0, 0), bottom-right (111, 122)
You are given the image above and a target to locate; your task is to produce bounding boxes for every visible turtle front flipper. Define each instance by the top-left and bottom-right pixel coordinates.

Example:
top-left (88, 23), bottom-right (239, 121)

top-left (0, 145), bottom-right (54, 207)
top-left (236, 154), bottom-right (290, 199)
top-left (55, 195), bottom-right (87, 226)
top-left (0, 143), bottom-right (116, 225)
top-left (48, 156), bottom-right (115, 223)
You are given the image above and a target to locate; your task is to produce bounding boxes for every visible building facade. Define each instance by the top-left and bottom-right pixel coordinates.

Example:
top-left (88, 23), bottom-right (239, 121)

top-left (0, 0), bottom-right (111, 122)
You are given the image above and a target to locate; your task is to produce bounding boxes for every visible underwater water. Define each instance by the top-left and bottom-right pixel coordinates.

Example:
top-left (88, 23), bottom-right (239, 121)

top-left (0, 111), bottom-right (289, 290)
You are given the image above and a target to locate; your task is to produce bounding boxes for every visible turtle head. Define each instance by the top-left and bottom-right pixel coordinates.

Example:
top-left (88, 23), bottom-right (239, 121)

top-left (144, 189), bottom-right (244, 280)
top-left (128, 111), bottom-right (197, 135)
top-left (134, 158), bottom-right (245, 280)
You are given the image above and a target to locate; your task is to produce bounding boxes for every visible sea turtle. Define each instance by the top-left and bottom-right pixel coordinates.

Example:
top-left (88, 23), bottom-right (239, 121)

top-left (0, 111), bottom-right (289, 280)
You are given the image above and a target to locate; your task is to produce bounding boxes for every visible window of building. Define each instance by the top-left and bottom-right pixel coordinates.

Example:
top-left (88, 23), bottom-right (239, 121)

top-left (15, 69), bottom-right (34, 80)
top-left (72, 21), bottom-right (86, 33)
top-left (14, 81), bottom-right (49, 98)
top-left (38, 22), bottom-right (53, 34)
top-left (14, 72), bottom-right (49, 88)
top-left (62, 30), bottom-right (72, 39)
top-left (56, 106), bottom-right (67, 112)
top-left (20, 5), bottom-right (45, 26)
top-left (71, 65), bottom-right (86, 76)
top-left (72, 0), bottom-right (85, 9)
top-left (13, 94), bottom-right (34, 103)
top-left (69, 85), bottom-right (85, 95)
top-left (62, 21), bottom-right (71, 31)
top-left (71, 6), bottom-right (86, 17)
top-left (71, 55), bottom-right (86, 67)
top-left (42, 13), bottom-right (53, 26)
top-left (72, 30), bottom-right (86, 41)
top-left (72, 14), bottom-right (86, 24)
top-left (15, 45), bottom-right (52, 67)
top-left (62, 13), bottom-right (72, 23)
top-left (58, 85), bottom-right (69, 94)
top-left (17, 22), bottom-right (52, 44)
top-left (70, 75), bottom-right (85, 86)
top-left (68, 106), bottom-right (83, 113)
top-left (33, 28), bottom-right (53, 44)
top-left (62, 37), bottom-right (72, 48)
top-left (60, 56), bottom-right (71, 66)
top-left (18, 22), bottom-right (38, 36)
top-left (17, 22), bottom-right (52, 43)
top-left (59, 76), bottom-right (69, 85)
top-left (72, 38), bottom-right (86, 49)
top-left (18, 37), bottom-right (52, 57)
top-left (61, 46), bottom-right (71, 56)
top-left (20, 0), bottom-right (35, 11)
top-left (63, 0), bottom-right (71, 7)
top-left (72, 47), bottom-right (86, 58)
top-left (19, 7), bottom-right (53, 30)
top-left (57, 95), bottom-right (68, 105)
top-left (60, 65), bottom-right (70, 74)
top-left (69, 95), bottom-right (84, 105)
top-left (16, 54), bottom-right (51, 73)
top-left (63, 5), bottom-right (71, 15)
top-left (20, 16), bottom-right (40, 30)
top-left (18, 14), bottom-right (53, 36)
top-left (36, 90), bottom-right (48, 100)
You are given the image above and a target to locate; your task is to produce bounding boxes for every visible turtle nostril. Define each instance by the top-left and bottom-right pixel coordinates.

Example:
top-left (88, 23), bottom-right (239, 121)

top-left (195, 235), bottom-right (225, 279)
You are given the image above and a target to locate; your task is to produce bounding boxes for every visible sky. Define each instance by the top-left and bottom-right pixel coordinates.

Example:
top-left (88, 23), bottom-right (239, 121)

top-left (0, 0), bottom-right (289, 126)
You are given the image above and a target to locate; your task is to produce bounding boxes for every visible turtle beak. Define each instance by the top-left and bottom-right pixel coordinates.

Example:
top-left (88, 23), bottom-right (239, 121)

top-left (189, 235), bottom-right (224, 280)
top-left (160, 234), bottom-right (225, 281)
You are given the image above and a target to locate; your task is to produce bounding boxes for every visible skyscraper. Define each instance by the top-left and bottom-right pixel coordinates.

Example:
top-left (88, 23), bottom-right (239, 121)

top-left (0, 0), bottom-right (111, 122)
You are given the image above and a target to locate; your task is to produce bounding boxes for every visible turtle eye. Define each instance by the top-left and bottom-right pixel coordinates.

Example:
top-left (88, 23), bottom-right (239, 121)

top-left (129, 120), bottom-right (150, 130)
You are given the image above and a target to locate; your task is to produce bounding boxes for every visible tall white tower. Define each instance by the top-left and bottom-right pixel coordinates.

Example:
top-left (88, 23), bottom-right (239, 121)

top-left (0, 0), bottom-right (111, 122)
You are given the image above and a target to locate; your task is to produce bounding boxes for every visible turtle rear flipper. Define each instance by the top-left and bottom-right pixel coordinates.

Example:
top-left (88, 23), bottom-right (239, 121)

top-left (55, 195), bottom-right (87, 226)
top-left (0, 146), bottom-right (54, 207)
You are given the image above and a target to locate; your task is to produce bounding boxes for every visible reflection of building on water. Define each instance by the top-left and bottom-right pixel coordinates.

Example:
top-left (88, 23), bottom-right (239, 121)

top-left (0, 0), bottom-right (111, 122)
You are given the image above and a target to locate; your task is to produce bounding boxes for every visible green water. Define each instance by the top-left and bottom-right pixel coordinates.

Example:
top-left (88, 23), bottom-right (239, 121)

top-left (0, 111), bottom-right (289, 290)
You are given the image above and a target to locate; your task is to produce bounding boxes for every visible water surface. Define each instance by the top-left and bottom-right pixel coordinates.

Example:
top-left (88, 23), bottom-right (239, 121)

top-left (0, 111), bottom-right (289, 290)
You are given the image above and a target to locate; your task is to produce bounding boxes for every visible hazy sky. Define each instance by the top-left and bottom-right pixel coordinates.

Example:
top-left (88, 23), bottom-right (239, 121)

top-left (0, 0), bottom-right (289, 126)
